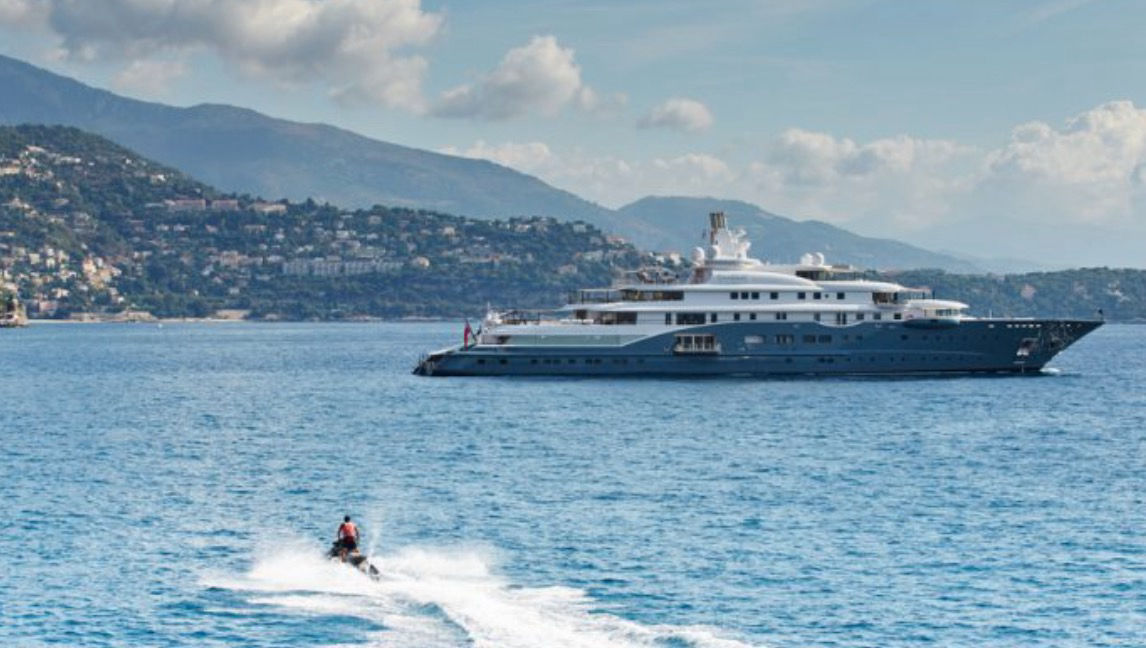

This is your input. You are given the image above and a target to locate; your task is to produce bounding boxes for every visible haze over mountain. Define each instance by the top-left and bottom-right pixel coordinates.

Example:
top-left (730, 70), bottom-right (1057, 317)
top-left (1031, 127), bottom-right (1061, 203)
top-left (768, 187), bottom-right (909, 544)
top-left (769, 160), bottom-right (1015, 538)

top-left (1, 53), bottom-right (982, 271)
top-left (617, 197), bottom-right (981, 272)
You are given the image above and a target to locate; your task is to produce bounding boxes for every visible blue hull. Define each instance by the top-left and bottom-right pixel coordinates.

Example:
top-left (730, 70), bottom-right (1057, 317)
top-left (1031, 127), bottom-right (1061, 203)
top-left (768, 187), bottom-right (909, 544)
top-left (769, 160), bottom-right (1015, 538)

top-left (414, 319), bottom-right (1102, 377)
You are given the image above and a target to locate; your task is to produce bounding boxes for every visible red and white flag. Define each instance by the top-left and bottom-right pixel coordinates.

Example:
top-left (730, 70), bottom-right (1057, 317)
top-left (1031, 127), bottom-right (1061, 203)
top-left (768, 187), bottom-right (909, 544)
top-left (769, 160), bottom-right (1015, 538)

top-left (463, 319), bottom-right (474, 347)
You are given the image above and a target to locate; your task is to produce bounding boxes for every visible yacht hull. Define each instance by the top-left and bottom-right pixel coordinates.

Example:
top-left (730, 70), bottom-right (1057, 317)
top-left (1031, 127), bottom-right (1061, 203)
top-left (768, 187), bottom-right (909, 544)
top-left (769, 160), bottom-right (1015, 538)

top-left (414, 319), bottom-right (1101, 377)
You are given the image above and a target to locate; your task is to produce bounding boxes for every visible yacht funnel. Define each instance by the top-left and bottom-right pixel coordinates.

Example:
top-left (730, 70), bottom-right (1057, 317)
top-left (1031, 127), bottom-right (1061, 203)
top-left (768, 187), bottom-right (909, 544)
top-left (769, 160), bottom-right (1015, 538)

top-left (709, 211), bottom-right (726, 242)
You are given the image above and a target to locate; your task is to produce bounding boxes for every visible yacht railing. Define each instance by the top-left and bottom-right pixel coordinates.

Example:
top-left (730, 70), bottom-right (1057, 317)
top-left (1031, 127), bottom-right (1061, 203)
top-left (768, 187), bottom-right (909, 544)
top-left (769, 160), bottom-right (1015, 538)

top-left (492, 309), bottom-right (599, 326)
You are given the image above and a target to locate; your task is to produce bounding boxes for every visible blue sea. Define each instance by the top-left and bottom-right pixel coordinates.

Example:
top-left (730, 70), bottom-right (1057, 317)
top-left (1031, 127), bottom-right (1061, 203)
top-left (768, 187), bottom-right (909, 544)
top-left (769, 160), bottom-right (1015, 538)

top-left (2, 322), bottom-right (1143, 647)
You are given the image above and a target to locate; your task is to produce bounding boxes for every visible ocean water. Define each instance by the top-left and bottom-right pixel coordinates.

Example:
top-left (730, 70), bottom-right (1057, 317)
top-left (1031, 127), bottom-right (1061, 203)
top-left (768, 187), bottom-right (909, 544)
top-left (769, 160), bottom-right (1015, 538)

top-left (1, 322), bottom-right (1143, 647)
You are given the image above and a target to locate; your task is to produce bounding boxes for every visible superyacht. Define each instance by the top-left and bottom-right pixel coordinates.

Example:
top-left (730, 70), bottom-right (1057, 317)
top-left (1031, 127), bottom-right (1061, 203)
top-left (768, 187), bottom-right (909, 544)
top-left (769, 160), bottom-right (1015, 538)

top-left (414, 212), bottom-right (1100, 376)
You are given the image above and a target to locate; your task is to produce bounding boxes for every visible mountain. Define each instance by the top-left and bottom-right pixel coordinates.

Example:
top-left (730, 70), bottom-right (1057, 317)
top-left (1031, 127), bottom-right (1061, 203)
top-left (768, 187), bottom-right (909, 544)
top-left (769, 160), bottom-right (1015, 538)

top-left (617, 196), bottom-right (982, 271)
top-left (0, 54), bottom-right (615, 226)
top-left (1, 53), bottom-right (980, 272)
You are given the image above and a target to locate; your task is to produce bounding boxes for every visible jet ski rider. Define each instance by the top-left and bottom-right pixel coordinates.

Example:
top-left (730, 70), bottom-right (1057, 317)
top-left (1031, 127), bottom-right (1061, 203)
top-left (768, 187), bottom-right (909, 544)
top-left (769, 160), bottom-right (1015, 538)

top-left (336, 515), bottom-right (360, 561)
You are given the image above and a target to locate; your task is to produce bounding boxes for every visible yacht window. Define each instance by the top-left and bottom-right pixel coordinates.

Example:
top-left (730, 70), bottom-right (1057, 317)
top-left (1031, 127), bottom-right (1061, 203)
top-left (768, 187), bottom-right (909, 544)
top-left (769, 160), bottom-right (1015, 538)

top-left (893, 313), bottom-right (902, 320)
top-left (676, 312), bottom-right (706, 325)
top-left (856, 313), bottom-right (865, 321)
top-left (744, 335), bottom-right (764, 345)
top-left (740, 292), bottom-right (749, 300)
top-left (818, 335), bottom-right (831, 343)
top-left (710, 313), bottom-right (719, 323)
top-left (622, 289), bottom-right (684, 301)
top-left (837, 292), bottom-right (845, 300)
top-left (798, 292), bottom-right (806, 300)
top-left (873, 313), bottom-right (882, 321)
top-left (749, 313), bottom-right (757, 321)
top-left (597, 311), bottom-right (638, 325)
top-left (664, 313), bottom-right (671, 325)
top-left (873, 292), bottom-right (895, 304)
top-left (733, 313), bottom-right (741, 321)
top-left (814, 292), bottom-right (822, 300)
top-left (813, 313), bottom-right (821, 321)
top-left (775, 312), bottom-right (788, 321)
top-left (730, 292), bottom-right (739, 300)
top-left (776, 334), bottom-right (794, 344)
top-left (803, 334), bottom-right (816, 343)
top-left (674, 333), bottom-right (718, 353)
top-left (770, 292), bottom-right (779, 300)
top-left (751, 292), bottom-right (760, 300)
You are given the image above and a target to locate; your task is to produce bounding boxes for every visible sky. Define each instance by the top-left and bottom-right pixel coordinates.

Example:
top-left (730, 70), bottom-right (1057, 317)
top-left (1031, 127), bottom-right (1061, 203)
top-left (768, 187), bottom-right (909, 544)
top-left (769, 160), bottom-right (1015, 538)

top-left (1, 0), bottom-right (1144, 267)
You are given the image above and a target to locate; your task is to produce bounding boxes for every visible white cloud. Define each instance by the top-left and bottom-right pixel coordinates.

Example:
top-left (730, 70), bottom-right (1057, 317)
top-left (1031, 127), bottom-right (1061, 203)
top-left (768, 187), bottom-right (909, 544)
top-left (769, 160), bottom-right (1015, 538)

top-left (112, 59), bottom-right (187, 96)
top-left (980, 100), bottom-right (1146, 224)
top-left (767, 128), bottom-right (965, 184)
top-left (747, 128), bottom-right (973, 230)
top-left (422, 103), bottom-right (1146, 266)
top-left (652, 153), bottom-right (731, 180)
top-left (572, 85), bottom-right (628, 117)
top-left (638, 98), bottom-right (714, 133)
top-left (439, 140), bottom-right (556, 174)
top-left (0, 0), bottom-right (443, 111)
top-left (742, 103), bottom-right (1146, 264)
top-left (441, 140), bottom-right (731, 207)
top-left (0, 0), bottom-right (41, 24)
top-left (431, 35), bottom-right (604, 120)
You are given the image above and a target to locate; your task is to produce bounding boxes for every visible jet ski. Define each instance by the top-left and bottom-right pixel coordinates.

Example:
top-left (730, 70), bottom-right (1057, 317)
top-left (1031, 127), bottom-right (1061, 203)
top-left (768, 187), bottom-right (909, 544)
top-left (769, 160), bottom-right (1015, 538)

top-left (327, 541), bottom-right (381, 579)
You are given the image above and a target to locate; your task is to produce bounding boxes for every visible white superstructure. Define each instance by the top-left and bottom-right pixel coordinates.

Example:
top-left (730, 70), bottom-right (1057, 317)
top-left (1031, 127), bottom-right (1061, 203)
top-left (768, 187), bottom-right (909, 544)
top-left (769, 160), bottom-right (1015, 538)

top-left (477, 212), bottom-right (966, 348)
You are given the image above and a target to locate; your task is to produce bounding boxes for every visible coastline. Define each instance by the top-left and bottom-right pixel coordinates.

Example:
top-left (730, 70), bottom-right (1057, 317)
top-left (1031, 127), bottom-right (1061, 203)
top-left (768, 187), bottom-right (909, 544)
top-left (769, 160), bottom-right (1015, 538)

top-left (25, 315), bottom-right (454, 325)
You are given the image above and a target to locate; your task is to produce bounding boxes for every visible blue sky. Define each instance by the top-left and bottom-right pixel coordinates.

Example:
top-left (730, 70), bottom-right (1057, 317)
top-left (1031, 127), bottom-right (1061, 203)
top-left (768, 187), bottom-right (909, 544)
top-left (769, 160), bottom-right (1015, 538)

top-left (1, 0), bottom-right (1144, 266)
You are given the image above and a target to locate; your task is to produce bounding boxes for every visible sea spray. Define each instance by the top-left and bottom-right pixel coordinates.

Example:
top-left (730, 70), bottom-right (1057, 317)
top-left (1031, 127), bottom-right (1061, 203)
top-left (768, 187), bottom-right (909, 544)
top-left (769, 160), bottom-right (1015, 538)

top-left (209, 544), bottom-right (760, 648)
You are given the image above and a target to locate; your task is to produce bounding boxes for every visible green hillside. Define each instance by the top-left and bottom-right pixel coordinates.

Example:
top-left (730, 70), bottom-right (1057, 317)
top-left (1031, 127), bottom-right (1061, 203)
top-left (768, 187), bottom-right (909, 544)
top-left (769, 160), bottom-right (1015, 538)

top-left (880, 268), bottom-right (1144, 321)
top-left (0, 125), bottom-right (651, 319)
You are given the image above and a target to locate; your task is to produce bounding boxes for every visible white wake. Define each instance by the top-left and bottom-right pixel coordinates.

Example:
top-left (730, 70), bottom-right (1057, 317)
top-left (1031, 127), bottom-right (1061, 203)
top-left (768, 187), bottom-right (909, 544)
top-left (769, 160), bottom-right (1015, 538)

top-left (204, 541), bottom-right (761, 648)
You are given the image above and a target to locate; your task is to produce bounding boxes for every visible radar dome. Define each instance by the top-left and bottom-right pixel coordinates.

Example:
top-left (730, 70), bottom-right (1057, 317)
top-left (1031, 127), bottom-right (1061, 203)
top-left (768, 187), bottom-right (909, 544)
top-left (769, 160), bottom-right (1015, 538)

top-left (692, 247), bottom-right (706, 264)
